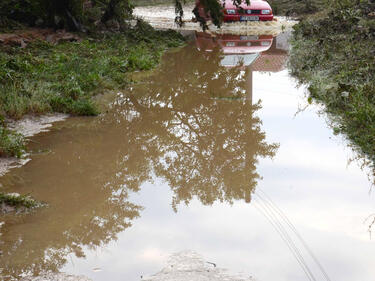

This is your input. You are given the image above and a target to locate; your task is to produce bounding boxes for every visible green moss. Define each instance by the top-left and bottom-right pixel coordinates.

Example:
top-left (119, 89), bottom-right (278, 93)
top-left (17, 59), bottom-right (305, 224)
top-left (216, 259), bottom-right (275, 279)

top-left (0, 21), bottom-right (185, 119)
top-left (289, 2), bottom-right (375, 168)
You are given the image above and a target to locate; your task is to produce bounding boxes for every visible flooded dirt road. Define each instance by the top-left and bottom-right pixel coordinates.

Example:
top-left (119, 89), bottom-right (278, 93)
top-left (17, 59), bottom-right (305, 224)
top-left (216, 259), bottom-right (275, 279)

top-left (133, 4), bottom-right (296, 36)
top-left (1, 32), bottom-right (375, 281)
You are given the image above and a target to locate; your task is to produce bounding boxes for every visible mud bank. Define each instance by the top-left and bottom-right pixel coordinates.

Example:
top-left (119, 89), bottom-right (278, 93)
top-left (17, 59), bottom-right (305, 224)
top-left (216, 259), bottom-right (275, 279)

top-left (134, 4), bottom-right (297, 36)
top-left (143, 251), bottom-right (254, 281)
top-left (0, 114), bottom-right (67, 177)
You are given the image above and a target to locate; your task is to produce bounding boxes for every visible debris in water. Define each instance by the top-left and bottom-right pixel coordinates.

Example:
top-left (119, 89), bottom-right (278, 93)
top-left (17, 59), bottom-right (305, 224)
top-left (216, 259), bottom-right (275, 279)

top-left (92, 267), bottom-right (103, 272)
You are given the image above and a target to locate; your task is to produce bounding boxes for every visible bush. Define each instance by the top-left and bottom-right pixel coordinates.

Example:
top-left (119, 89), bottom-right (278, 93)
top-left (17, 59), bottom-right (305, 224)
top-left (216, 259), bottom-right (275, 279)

top-left (0, 0), bottom-right (85, 30)
top-left (267, 0), bottom-right (325, 16)
top-left (0, 0), bottom-right (135, 31)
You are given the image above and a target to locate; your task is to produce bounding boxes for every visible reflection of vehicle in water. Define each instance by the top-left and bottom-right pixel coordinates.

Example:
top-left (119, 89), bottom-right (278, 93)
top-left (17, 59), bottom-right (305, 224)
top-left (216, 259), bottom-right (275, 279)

top-left (195, 32), bottom-right (273, 67)
top-left (195, 31), bottom-right (288, 101)
top-left (194, 0), bottom-right (274, 22)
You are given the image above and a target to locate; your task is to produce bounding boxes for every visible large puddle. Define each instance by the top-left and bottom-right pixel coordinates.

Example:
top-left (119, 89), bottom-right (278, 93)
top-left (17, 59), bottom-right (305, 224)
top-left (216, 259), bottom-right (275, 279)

top-left (1, 32), bottom-right (375, 281)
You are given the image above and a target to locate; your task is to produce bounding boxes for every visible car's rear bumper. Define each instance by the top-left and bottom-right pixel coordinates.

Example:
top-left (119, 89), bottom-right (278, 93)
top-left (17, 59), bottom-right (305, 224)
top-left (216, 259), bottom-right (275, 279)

top-left (223, 15), bottom-right (274, 22)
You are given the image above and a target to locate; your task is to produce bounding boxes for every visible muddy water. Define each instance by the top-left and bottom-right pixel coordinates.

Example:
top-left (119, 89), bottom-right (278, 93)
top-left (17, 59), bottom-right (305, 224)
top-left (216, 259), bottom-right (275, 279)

top-left (1, 32), bottom-right (375, 281)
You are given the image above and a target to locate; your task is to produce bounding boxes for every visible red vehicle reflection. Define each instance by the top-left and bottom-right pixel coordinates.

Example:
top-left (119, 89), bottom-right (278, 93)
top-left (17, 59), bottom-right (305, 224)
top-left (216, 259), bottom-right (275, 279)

top-left (195, 31), bottom-right (288, 101)
top-left (195, 32), bottom-right (273, 67)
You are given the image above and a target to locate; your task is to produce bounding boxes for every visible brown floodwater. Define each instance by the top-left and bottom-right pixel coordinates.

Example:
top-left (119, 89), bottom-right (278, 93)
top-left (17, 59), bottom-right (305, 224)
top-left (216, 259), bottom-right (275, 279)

top-left (1, 32), bottom-right (375, 281)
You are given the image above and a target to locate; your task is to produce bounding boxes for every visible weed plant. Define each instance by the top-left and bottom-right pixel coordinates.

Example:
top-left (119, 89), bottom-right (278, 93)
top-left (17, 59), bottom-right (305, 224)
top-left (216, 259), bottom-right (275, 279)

top-left (289, 1), bottom-right (375, 169)
top-left (0, 192), bottom-right (41, 209)
top-left (0, 23), bottom-right (184, 119)
top-left (0, 116), bottom-right (25, 157)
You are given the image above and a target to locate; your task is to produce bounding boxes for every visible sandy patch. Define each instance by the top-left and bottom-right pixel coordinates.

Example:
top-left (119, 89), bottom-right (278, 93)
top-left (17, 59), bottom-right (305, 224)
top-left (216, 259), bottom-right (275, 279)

top-left (0, 114), bottom-right (68, 177)
top-left (134, 4), bottom-right (297, 36)
top-left (143, 250), bottom-right (255, 281)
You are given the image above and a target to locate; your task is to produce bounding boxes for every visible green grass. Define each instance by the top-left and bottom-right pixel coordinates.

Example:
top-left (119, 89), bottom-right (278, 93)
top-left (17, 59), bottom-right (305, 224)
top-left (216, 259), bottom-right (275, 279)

top-left (0, 20), bottom-right (185, 158)
top-left (289, 2), bottom-right (375, 169)
top-left (0, 116), bottom-right (25, 157)
top-left (0, 22), bottom-right (185, 119)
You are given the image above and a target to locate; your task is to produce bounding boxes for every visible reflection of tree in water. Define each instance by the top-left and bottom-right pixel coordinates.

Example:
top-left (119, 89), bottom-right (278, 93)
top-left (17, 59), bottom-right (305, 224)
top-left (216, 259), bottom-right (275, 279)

top-left (0, 191), bottom-right (140, 278)
top-left (0, 137), bottom-right (142, 278)
top-left (106, 42), bottom-right (278, 210)
top-left (0, 41), bottom-right (278, 279)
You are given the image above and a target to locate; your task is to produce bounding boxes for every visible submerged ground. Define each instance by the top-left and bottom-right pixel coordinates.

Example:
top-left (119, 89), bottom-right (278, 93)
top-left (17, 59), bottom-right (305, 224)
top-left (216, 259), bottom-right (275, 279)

top-left (1, 1), bottom-right (375, 280)
top-left (0, 30), bottom-right (375, 281)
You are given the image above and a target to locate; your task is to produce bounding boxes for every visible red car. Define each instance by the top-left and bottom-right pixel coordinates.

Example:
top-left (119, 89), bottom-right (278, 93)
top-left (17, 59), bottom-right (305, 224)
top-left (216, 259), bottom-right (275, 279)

top-left (195, 0), bottom-right (274, 22)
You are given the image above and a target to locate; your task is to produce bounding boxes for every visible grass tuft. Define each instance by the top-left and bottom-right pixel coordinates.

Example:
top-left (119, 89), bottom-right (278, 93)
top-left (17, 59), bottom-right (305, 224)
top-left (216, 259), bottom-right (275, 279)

top-left (0, 116), bottom-right (25, 158)
top-left (0, 192), bottom-right (42, 210)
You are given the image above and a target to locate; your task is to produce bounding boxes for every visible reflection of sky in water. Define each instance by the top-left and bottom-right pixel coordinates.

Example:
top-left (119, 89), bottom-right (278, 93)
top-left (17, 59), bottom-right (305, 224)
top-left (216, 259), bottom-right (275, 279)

top-left (63, 70), bottom-right (375, 281)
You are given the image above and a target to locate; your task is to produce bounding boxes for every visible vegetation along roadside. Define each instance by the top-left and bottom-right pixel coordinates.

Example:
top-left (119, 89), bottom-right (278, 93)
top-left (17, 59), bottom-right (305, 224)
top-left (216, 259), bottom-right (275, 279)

top-left (289, 0), bottom-right (375, 175)
top-left (0, 0), bottom-right (185, 210)
top-left (0, 1), bottom-right (185, 159)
